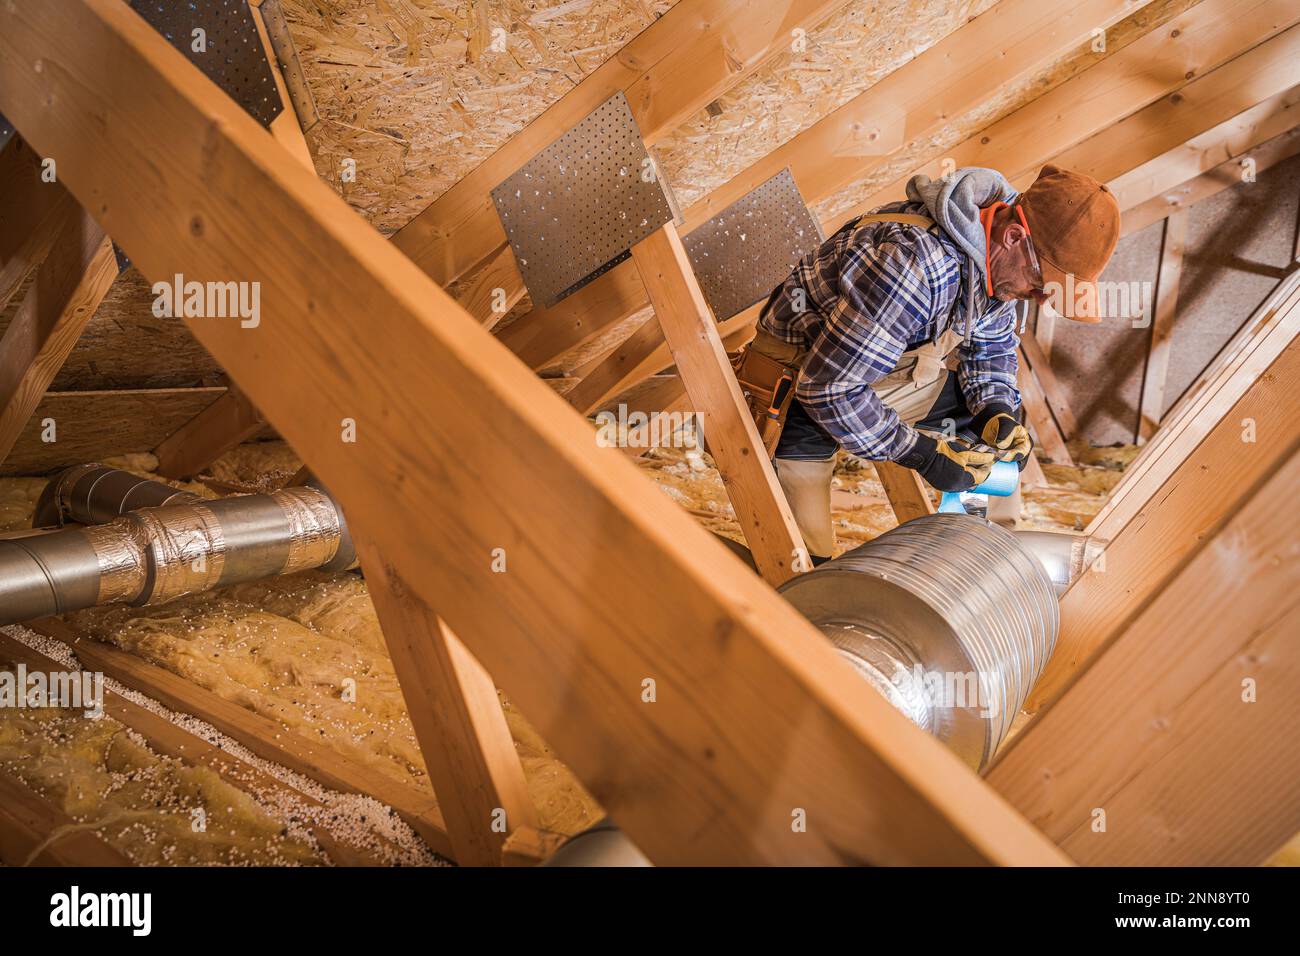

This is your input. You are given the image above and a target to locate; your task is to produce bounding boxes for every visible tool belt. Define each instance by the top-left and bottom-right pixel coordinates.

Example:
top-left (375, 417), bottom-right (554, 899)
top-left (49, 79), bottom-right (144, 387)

top-left (730, 346), bottom-right (800, 456)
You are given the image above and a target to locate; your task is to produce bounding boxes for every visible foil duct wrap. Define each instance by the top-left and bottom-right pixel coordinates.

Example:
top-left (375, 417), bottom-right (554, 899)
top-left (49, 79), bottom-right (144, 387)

top-left (84, 520), bottom-right (150, 606)
top-left (273, 486), bottom-right (344, 575)
top-left (132, 503), bottom-right (228, 605)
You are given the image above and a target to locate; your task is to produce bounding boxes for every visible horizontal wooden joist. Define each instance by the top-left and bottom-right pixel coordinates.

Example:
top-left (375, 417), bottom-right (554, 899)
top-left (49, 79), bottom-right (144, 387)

top-left (0, 0), bottom-right (1068, 865)
top-left (0, 386), bottom-right (259, 476)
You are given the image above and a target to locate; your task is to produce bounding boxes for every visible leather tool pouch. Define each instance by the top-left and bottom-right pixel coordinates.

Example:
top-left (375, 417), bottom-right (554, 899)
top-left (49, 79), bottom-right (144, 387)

top-left (730, 347), bottom-right (800, 456)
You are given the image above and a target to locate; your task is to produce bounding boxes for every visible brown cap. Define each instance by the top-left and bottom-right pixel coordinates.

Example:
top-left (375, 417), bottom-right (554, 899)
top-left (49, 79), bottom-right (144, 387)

top-left (1019, 165), bottom-right (1120, 323)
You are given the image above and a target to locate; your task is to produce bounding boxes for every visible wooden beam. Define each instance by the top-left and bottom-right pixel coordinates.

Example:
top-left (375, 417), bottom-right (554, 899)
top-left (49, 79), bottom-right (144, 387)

top-left (499, 0), bottom-right (1156, 374)
top-left (1086, 275), bottom-right (1300, 543)
top-left (991, 446), bottom-right (1300, 865)
top-left (0, 386), bottom-right (234, 476)
top-left (29, 617), bottom-right (454, 858)
top-left (0, 135), bottom-right (78, 314)
top-left (1016, 353), bottom-right (1072, 466)
top-left (849, 3), bottom-right (1300, 215)
top-left (248, 0), bottom-right (314, 170)
top-left (391, 0), bottom-right (853, 288)
top-left (152, 383), bottom-right (264, 479)
top-left (1108, 84), bottom-right (1300, 214)
top-left (357, 539), bottom-right (540, 867)
top-left (875, 460), bottom-right (935, 525)
top-left (456, 244), bottom-right (528, 330)
top-left (564, 314), bottom-right (664, 416)
top-left (1018, 333), bottom-right (1078, 441)
top-left (0, 771), bottom-right (134, 866)
top-left (1026, 336), bottom-right (1300, 717)
top-left (1136, 209), bottom-right (1188, 442)
top-left (1122, 124), bottom-right (1300, 237)
top-left (0, 630), bottom-right (384, 866)
top-left (0, 211), bottom-right (116, 465)
top-left (631, 223), bottom-right (807, 585)
top-left (0, 0), bottom-right (1071, 865)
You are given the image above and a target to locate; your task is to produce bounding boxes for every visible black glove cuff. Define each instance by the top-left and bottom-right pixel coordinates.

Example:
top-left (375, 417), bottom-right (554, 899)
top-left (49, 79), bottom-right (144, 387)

top-left (894, 432), bottom-right (937, 471)
top-left (970, 402), bottom-right (1016, 439)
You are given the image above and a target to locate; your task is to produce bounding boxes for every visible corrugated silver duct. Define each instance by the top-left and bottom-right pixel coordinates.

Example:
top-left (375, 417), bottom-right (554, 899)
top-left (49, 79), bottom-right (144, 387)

top-left (779, 514), bottom-right (1058, 770)
top-left (0, 466), bottom-right (358, 626)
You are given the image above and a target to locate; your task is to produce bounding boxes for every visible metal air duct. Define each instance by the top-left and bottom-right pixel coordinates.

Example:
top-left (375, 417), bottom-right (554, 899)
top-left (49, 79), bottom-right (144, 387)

top-left (779, 513), bottom-right (1059, 770)
top-left (0, 465), bottom-right (357, 626)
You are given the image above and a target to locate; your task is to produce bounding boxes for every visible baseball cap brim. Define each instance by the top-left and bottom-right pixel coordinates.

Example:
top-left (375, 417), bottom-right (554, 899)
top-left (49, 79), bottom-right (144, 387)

top-left (1040, 257), bottom-right (1103, 324)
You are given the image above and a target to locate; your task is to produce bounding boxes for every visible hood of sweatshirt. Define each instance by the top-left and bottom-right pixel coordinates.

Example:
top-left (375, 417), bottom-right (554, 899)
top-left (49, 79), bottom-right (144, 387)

top-left (904, 166), bottom-right (1018, 338)
top-left (905, 167), bottom-right (1018, 284)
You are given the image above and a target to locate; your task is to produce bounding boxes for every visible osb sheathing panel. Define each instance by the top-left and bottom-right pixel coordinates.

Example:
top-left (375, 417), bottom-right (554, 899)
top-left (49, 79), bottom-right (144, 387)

top-left (280, 0), bottom-right (678, 237)
top-left (0, 389), bottom-right (226, 476)
top-left (814, 0), bottom-right (1202, 224)
top-left (651, 0), bottom-right (998, 209)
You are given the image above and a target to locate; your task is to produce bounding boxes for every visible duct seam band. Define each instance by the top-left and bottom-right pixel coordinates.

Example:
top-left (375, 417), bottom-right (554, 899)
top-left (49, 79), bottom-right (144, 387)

top-left (85, 520), bottom-right (150, 605)
top-left (135, 503), bottom-right (229, 605)
top-left (273, 487), bottom-right (343, 575)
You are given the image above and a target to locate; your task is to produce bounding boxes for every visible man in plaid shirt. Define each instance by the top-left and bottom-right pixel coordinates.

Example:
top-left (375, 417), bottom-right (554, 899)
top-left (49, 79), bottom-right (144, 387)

top-left (744, 165), bottom-right (1120, 563)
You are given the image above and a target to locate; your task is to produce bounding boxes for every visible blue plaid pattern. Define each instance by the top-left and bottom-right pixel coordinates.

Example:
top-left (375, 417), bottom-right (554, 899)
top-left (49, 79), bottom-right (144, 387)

top-left (758, 200), bottom-right (1021, 461)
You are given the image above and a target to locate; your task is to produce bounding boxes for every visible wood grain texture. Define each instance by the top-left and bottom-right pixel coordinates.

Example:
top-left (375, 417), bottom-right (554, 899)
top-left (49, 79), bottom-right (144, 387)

top-left (992, 448), bottom-right (1300, 865)
top-left (1137, 210), bottom-right (1188, 440)
top-left (1026, 336), bottom-right (1300, 715)
top-left (152, 385), bottom-right (264, 479)
top-left (0, 211), bottom-right (116, 465)
top-left (358, 539), bottom-right (539, 867)
top-left (632, 223), bottom-right (806, 586)
top-left (875, 461), bottom-right (935, 525)
top-left (0, 0), bottom-right (1070, 864)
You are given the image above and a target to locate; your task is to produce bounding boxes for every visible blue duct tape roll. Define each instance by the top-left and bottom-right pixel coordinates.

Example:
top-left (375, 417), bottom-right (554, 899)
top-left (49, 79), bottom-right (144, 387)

top-left (937, 459), bottom-right (1020, 514)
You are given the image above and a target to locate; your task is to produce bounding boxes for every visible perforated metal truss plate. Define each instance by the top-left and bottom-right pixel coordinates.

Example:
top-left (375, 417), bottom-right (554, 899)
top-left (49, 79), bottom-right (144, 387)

top-left (491, 92), bottom-right (679, 308)
top-left (259, 0), bottom-right (319, 131)
top-left (683, 169), bottom-right (825, 322)
top-left (130, 0), bottom-right (283, 129)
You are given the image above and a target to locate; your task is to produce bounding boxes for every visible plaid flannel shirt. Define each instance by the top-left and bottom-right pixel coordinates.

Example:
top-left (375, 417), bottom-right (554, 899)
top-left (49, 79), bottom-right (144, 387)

top-left (758, 200), bottom-right (1021, 461)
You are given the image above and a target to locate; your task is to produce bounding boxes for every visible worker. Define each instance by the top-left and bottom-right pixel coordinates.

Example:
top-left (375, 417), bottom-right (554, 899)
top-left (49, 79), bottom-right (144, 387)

top-left (733, 165), bottom-right (1120, 565)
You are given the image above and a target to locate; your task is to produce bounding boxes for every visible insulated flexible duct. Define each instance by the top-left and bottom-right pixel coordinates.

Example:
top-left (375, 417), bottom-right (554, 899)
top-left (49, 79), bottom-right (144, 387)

top-left (0, 465), bottom-right (357, 626)
top-left (779, 514), bottom-right (1059, 770)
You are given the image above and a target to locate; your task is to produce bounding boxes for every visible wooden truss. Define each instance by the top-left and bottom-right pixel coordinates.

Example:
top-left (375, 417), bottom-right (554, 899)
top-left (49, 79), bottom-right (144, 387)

top-left (1, 0), bottom-right (1298, 866)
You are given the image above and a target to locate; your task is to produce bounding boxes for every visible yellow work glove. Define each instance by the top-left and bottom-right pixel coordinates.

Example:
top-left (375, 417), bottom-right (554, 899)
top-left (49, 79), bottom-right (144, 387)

top-left (975, 405), bottom-right (1033, 467)
top-left (901, 434), bottom-right (997, 493)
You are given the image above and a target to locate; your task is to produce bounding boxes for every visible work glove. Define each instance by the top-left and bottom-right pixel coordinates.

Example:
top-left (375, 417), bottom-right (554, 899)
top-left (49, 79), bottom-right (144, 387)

top-left (973, 404), bottom-right (1033, 468)
top-left (899, 433), bottom-right (996, 493)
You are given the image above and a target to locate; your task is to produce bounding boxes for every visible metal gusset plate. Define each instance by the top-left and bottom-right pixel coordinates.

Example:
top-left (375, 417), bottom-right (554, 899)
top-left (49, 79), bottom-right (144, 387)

top-left (0, 113), bottom-right (14, 151)
top-left (683, 169), bottom-right (825, 322)
top-left (491, 92), bottom-right (679, 308)
top-left (112, 242), bottom-right (133, 275)
top-left (129, 0), bottom-right (284, 129)
top-left (259, 0), bottom-right (319, 132)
